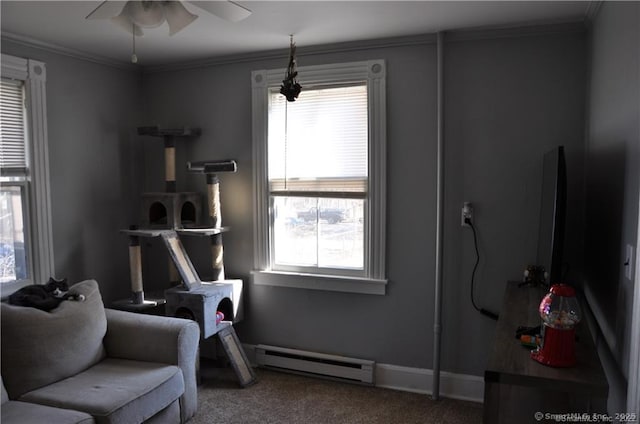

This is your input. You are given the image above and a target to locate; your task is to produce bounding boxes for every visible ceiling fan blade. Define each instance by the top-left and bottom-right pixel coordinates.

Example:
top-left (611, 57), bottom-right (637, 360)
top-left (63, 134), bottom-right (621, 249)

top-left (86, 0), bottom-right (127, 19)
top-left (188, 1), bottom-right (251, 23)
top-left (164, 1), bottom-right (198, 36)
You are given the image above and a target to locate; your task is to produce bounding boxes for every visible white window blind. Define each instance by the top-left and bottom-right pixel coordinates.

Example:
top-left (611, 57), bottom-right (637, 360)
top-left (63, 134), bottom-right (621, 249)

top-left (268, 84), bottom-right (368, 195)
top-left (0, 79), bottom-right (27, 174)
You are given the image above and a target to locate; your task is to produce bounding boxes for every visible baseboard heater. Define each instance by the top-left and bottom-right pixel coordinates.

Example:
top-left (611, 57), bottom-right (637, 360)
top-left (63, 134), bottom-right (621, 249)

top-left (255, 344), bottom-right (375, 385)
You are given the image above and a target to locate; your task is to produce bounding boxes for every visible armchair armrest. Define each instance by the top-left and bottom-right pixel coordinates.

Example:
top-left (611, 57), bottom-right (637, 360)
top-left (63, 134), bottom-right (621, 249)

top-left (103, 308), bottom-right (200, 422)
top-left (103, 308), bottom-right (199, 363)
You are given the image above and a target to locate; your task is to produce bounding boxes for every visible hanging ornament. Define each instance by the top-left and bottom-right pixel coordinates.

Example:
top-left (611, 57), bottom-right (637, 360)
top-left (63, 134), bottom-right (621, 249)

top-left (280, 35), bottom-right (302, 102)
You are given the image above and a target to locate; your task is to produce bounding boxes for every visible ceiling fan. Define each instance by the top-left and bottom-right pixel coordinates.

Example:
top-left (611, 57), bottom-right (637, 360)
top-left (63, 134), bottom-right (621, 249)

top-left (86, 1), bottom-right (252, 36)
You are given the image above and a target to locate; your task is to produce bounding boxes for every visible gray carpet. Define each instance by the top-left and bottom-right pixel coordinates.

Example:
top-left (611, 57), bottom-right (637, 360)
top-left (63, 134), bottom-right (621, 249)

top-left (191, 364), bottom-right (483, 424)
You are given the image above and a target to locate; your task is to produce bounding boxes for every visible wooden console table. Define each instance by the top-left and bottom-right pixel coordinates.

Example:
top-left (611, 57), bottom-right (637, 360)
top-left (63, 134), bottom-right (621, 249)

top-left (483, 281), bottom-right (608, 423)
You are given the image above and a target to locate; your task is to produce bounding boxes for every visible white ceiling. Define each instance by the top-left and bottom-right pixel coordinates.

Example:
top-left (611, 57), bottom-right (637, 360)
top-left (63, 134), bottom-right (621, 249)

top-left (1, 1), bottom-right (591, 67)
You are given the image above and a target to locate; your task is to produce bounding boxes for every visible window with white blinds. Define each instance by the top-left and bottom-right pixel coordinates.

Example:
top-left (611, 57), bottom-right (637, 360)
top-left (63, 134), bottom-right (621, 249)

top-left (268, 84), bottom-right (368, 196)
top-left (252, 60), bottom-right (388, 294)
top-left (0, 79), bottom-right (27, 175)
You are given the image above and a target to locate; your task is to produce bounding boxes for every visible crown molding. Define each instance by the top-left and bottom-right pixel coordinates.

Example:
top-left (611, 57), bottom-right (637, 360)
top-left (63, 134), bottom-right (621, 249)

top-left (3, 19), bottom-right (586, 75)
top-left (445, 19), bottom-right (586, 43)
top-left (143, 33), bottom-right (436, 74)
top-left (144, 21), bottom-right (586, 74)
top-left (1, 31), bottom-right (138, 72)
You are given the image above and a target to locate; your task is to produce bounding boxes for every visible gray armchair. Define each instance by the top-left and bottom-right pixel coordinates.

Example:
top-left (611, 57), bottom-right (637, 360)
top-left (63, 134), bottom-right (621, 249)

top-left (1, 280), bottom-right (200, 424)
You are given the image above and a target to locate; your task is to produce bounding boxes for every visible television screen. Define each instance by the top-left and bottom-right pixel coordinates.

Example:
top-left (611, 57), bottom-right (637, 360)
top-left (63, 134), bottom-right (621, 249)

top-left (536, 146), bottom-right (567, 285)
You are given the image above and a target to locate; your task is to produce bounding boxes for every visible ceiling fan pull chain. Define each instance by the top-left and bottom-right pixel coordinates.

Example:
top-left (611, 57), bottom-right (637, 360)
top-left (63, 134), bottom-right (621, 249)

top-left (131, 23), bottom-right (138, 63)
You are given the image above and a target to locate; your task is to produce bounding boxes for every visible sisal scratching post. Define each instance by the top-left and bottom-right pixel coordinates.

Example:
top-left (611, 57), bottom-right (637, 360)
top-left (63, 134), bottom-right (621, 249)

top-left (186, 159), bottom-right (237, 281)
top-left (128, 235), bottom-right (144, 304)
top-left (137, 126), bottom-right (201, 194)
top-left (208, 174), bottom-right (221, 228)
top-left (207, 174), bottom-right (225, 280)
top-left (211, 234), bottom-right (224, 281)
top-left (164, 136), bottom-right (176, 193)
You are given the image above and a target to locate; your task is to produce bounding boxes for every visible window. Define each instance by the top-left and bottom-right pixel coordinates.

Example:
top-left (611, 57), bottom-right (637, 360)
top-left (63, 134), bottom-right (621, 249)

top-left (0, 54), bottom-right (53, 291)
top-left (1, 79), bottom-right (28, 283)
top-left (251, 60), bottom-right (387, 294)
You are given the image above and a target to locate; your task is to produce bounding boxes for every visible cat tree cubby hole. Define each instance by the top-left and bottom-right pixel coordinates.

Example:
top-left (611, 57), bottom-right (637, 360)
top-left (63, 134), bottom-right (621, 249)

top-left (142, 192), bottom-right (203, 229)
top-left (173, 297), bottom-right (234, 326)
top-left (147, 201), bottom-right (196, 226)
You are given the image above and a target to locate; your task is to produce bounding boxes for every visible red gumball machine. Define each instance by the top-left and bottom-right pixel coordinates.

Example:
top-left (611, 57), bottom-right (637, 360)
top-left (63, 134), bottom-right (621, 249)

top-left (531, 284), bottom-right (581, 367)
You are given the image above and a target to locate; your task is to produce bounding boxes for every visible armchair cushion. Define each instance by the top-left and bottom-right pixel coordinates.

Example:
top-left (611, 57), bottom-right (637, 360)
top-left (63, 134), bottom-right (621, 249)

top-left (1, 399), bottom-right (95, 424)
top-left (19, 358), bottom-right (183, 424)
top-left (1, 280), bottom-right (107, 398)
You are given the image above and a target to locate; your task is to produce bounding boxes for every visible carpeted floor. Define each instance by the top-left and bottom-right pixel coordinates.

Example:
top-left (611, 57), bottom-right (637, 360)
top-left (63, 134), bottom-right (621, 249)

top-left (191, 363), bottom-right (483, 424)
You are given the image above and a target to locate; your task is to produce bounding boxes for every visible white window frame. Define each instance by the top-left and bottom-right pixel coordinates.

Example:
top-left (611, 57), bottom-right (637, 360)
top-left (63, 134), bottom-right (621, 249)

top-left (251, 60), bottom-right (387, 295)
top-left (1, 53), bottom-right (54, 295)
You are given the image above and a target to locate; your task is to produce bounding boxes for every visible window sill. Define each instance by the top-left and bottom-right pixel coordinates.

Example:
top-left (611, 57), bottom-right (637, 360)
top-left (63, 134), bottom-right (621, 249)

top-left (251, 270), bottom-right (387, 295)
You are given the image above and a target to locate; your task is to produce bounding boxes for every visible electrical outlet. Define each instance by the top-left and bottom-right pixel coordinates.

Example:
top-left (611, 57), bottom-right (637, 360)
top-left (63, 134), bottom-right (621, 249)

top-left (461, 202), bottom-right (473, 227)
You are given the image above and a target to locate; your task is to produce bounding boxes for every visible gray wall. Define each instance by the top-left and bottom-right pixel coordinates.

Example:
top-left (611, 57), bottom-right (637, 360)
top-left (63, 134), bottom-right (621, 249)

top-left (1, 21), bottom-right (591, 378)
top-left (141, 41), bottom-right (440, 367)
top-left (584, 1), bottom-right (640, 412)
top-left (443, 28), bottom-right (587, 374)
top-left (1, 40), bottom-right (143, 303)
top-left (141, 26), bottom-right (587, 375)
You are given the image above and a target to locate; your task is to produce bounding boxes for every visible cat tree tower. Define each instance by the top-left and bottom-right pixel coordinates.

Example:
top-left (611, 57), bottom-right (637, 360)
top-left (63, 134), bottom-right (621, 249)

top-left (113, 126), bottom-right (254, 386)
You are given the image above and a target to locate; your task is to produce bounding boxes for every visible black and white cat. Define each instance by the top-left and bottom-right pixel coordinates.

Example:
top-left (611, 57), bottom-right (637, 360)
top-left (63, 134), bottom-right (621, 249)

top-left (8, 277), bottom-right (85, 312)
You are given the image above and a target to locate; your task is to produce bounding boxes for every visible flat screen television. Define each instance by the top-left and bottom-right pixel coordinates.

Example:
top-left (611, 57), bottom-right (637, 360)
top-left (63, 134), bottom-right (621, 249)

top-left (536, 145), bottom-right (567, 285)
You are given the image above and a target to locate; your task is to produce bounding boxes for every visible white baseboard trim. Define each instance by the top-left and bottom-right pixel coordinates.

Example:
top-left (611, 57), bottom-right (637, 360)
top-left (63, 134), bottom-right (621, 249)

top-left (242, 344), bottom-right (484, 403)
top-left (375, 363), bottom-right (484, 403)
